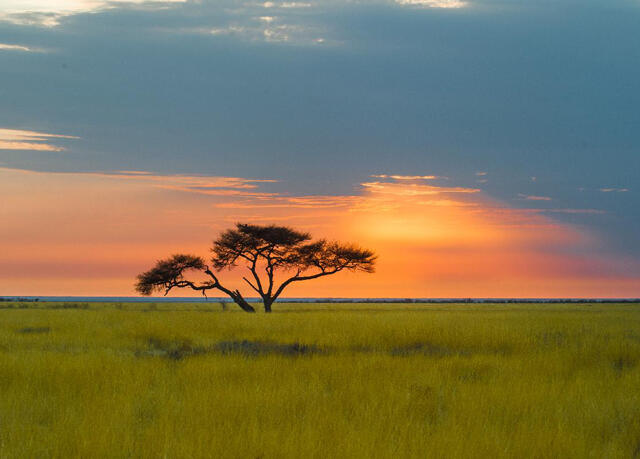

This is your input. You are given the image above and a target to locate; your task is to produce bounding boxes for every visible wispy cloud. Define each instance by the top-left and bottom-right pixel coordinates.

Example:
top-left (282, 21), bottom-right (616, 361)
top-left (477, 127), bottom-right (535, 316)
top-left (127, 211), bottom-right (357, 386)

top-left (517, 193), bottom-right (552, 201)
top-left (215, 195), bottom-right (358, 209)
top-left (0, 0), bottom-right (465, 46)
top-left (543, 209), bottom-right (606, 215)
top-left (395, 0), bottom-right (468, 9)
top-left (1, 0), bottom-right (329, 44)
top-left (0, 43), bottom-right (38, 52)
top-left (370, 174), bottom-right (444, 180)
top-left (0, 128), bottom-right (79, 152)
top-left (0, 0), bottom-right (186, 27)
top-left (599, 187), bottom-right (629, 193)
top-left (362, 181), bottom-right (479, 196)
top-left (362, 174), bottom-right (478, 196)
top-left (108, 170), bottom-right (277, 189)
top-left (197, 14), bottom-right (327, 45)
top-left (0, 167), bottom-right (277, 196)
top-left (262, 2), bottom-right (312, 8)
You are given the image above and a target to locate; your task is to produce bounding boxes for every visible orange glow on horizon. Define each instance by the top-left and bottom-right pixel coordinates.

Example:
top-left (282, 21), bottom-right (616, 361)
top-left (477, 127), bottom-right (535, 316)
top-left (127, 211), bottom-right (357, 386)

top-left (1, 167), bottom-right (638, 298)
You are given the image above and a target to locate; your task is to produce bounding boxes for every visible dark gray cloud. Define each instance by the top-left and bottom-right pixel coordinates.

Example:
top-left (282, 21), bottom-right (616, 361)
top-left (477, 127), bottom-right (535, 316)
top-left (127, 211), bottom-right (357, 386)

top-left (1, 0), bottom-right (639, 254)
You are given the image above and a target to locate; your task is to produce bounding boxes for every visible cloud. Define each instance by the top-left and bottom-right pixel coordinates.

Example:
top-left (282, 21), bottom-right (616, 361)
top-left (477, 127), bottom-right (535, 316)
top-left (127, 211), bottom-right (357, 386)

top-left (395, 0), bottom-right (468, 8)
top-left (215, 195), bottom-right (358, 209)
top-left (0, 0), bottom-right (186, 27)
top-left (194, 16), bottom-right (327, 45)
top-left (1, 0), bottom-right (329, 44)
top-left (543, 209), bottom-right (606, 215)
top-left (361, 181), bottom-right (480, 196)
top-left (370, 174), bottom-right (443, 180)
top-left (517, 193), bottom-right (552, 201)
top-left (0, 167), bottom-right (279, 201)
top-left (599, 188), bottom-right (629, 193)
top-left (262, 2), bottom-right (312, 8)
top-left (475, 171), bottom-right (487, 176)
top-left (262, 23), bottom-right (305, 42)
top-left (1, 166), bottom-right (277, 195)
top-left (0, 128), bottom-right (79, 152)
top-left (108, 170), bottom-right (277, 189)
top-left (0, 43), bottom-right (36, 52)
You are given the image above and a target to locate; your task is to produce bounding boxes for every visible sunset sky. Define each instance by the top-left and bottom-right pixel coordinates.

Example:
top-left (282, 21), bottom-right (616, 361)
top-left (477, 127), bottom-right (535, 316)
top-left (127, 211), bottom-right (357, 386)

top-left (1, 0), bottom-right (639, 297)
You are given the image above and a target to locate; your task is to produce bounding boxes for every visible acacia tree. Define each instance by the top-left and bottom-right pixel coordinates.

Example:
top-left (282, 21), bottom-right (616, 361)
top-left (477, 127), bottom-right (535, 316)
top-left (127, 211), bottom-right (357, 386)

top-left (135, 223), bottom-right (376, 313)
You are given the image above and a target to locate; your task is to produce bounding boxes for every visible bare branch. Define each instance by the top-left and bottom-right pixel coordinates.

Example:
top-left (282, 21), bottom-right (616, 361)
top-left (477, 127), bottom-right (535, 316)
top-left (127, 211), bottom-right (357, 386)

top-left (243, 276), bottom-right (261, 294)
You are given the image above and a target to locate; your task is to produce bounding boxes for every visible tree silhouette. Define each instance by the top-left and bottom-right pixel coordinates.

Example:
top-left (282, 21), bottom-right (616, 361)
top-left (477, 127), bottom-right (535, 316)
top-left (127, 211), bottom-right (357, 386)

top-left (135, 223), bottom-right (376, 312)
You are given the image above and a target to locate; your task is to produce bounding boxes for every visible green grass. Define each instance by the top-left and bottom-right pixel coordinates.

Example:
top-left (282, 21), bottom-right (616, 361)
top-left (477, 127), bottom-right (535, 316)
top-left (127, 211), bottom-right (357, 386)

top-left (1, 302), bottom-right (639, 458)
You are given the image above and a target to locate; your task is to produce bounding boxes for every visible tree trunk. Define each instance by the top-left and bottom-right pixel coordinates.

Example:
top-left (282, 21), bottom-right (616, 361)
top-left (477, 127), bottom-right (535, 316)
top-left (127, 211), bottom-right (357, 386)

top-left (263, 299), bottom-right (272, 313)
top-left (230, 290), bottom-right (256, 313)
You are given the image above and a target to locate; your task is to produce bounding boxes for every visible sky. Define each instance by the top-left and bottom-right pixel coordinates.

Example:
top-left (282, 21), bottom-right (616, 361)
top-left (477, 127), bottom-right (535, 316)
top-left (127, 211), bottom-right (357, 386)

top-left (0, 0), bottom-right (639, 297)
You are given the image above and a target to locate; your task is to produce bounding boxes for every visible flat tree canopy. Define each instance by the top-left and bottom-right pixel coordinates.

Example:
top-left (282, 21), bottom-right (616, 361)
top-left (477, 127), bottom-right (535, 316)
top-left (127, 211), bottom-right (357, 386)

top-left (135, 223), bottom-right (376, 312)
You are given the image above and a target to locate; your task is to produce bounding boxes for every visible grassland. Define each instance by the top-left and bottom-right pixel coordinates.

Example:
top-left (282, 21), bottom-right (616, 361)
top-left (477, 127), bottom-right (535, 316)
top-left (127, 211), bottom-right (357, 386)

top-left (0, 301), bottom-right (639, 458)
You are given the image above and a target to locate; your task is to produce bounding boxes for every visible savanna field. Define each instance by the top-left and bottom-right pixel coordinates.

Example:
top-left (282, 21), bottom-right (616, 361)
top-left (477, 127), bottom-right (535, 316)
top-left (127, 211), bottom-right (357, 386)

top-left (1, 302), bottom-right (639, 458)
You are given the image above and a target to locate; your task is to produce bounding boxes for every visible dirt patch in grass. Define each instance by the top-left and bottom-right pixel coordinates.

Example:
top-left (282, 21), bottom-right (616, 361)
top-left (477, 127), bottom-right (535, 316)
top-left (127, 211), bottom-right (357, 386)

top-left (214, 340), bottom-right (323, 357)
top-left (136, 337), bottom-right (325, 360)
top-left (612, 356), bottom-right (636, 374)
top-left (17, 327), bottom-right (51, 334)
top-left (390, 342), bottom-right (464, 358)
top-left (135, 337), bottom-right (509, 361)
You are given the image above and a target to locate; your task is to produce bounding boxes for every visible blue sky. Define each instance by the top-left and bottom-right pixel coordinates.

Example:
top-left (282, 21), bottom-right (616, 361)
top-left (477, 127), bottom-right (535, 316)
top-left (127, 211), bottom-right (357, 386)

top-left (1, 0), bottom-right (638, 261)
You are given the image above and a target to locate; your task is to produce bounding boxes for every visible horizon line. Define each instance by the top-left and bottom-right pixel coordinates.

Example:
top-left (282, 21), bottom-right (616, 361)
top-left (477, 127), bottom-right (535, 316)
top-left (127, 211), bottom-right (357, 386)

top-left (2, 296), bottom-right (639, 304)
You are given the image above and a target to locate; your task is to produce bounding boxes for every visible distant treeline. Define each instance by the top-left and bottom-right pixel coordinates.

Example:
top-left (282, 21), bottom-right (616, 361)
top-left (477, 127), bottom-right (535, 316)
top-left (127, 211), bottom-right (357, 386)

top-left (1, 297), bottom-right (639, 304)
top-left (299, 298), bottom-right (640, 304)
top-left (0, 297), bottom-right (39, 302)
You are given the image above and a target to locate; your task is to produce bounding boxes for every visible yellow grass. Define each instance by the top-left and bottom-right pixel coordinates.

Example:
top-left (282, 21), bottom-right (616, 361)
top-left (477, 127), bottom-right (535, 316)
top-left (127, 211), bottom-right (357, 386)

top-left (1, 302), bottom-right (639, 458)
